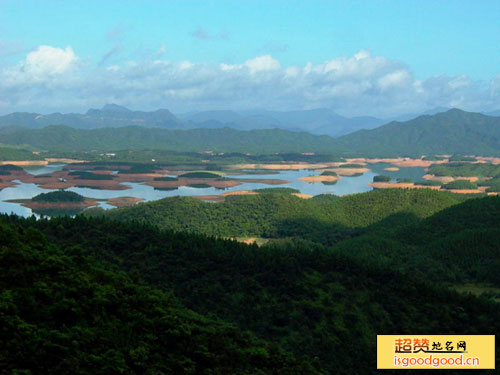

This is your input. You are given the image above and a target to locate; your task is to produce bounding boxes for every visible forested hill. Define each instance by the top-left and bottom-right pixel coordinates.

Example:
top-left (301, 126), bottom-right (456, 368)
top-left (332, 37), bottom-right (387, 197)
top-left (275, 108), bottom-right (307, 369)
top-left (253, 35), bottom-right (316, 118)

top-left (86, 189), bottom-right (469, 240)
top-left (86, 189), bottom-right (500, 288)
top-left (0, 125), bottom-right (341, 154)
top-left (2, 200), bottom-right (499, 373)
top-left (0, 217), bottom-right (316, 375)
top-left (336, 109), bottom-right (500, 156)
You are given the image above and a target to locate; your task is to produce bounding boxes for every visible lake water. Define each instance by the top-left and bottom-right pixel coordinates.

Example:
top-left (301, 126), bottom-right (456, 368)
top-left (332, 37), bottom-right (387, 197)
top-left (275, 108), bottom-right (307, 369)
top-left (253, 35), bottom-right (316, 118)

top-left (0, 164), bottom-right (426, 217)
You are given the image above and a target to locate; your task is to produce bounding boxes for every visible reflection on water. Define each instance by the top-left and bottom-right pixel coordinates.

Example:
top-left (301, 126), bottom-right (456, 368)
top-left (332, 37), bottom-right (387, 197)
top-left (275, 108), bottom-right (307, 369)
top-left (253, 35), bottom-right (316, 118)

top-left (0, 163), bottom-right (426, 217)
top-left (23, 163), bottom-right (66, 175)
top-left (368, 163), bottom-right (427, 182)
top-left (0, 181), bottom-right (56, 217)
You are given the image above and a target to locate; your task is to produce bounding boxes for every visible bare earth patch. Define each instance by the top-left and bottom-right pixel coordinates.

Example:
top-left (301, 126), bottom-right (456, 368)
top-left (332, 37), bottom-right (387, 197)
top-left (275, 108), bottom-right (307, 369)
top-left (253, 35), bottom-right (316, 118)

top-left (107, 197), bottom-right (145, 207)
top-left (455, 176), bottom-right (479, 182)
top-left (231, 163), bottom-right (340, 170)
top-left (422, 175), bottom-right (479, 184)
top-left (368, 182), bottom-right (417, 189)
top-left (423, 174), bottom-right (455, 183)
top-left (476, 156), bottom-right (500, 165)
top-left (220, 190), bottom-right (259, 197)
top-left (298, 175), bottom-right (341, 183)
top-left (0, 160), bottom-right (48, 166)
top-left (0, 181), bottom-right (18, 190)
top-left (347, 157), bottom-right (449, 168)
top-left (232, 237), bottom-right (269, 246)
top-left (330, 168), bottom-right (370, 176)
top-left (44, 158), bottom-right (88, 164)
top-left (446, 189), bottom-right (483, 194)
top-left (235, 178), bottom-right (290, 185)
top-left (292, 193), bottom-right (313, 199)
top-left (18, 170), bottom-right (129, 190)
top-left (368, 182), bottom-right (483, 194)
top-left (14, 199), bottom-right (99, 210)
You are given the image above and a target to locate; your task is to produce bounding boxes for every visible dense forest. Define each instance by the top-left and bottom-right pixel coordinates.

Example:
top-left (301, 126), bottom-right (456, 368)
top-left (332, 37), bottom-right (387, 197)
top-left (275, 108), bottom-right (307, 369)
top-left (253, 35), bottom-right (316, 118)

top-left (2, 194), bottom-right (499, 373)
top-left (32, 190), bottom-right (85, 203)
top-left (86, 189), bottom-right (469, 243)
top-left (1, 218), bottom-right (314, 374)
top-left (85, 190), bottom-right (500, 288)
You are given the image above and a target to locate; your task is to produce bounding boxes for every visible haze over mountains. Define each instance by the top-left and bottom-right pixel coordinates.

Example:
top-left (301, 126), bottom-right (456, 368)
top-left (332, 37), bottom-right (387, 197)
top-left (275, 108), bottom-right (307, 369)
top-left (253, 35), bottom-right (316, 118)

top-left (0, 104), bottom-right (184, 130)
top-left (1, 108), bottom-right (499, 156)
top-left (4, 103), bottom-right (497, 137)
top-left (178, 108), bottom-right (387, 136)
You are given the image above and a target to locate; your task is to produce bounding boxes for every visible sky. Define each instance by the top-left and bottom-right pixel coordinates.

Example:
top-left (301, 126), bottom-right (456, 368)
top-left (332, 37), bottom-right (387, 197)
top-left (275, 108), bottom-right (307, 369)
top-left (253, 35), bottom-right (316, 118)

top-left (0, 0), bottom-right (499, 117)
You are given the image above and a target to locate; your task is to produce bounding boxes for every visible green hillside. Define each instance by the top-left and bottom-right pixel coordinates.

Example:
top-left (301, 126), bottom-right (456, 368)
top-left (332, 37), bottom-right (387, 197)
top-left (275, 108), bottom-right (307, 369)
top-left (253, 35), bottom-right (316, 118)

top-left (86, 189), bottom-right (468, 243)
top-left (334, 196), bottom-right (500, 287)
top-left (337, 109), bottom-right (500, 156)
top-left (0, 219), bottom-right (313, 374)
top-left (85, 188), bottom-right (500, 288)
top-left (0, 146), bottom-right (43, 161)
top-left (0, 125), bottom-right (341, 154)
top-left (3, 205), bottom-right (499, 373)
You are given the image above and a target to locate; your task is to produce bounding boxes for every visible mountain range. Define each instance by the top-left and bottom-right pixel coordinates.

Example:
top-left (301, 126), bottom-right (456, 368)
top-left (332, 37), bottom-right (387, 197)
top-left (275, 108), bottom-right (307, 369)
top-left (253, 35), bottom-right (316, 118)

top-left (5, 104), bottom-right (494, 137)
top-left (1, 104), bottom-right (500, 140)
top-left (0, 104), bottom-right (184, 130)
top-left (1, 108), bottom-right (499, 156)
top-left (177, 108), bottom-right (387, 136)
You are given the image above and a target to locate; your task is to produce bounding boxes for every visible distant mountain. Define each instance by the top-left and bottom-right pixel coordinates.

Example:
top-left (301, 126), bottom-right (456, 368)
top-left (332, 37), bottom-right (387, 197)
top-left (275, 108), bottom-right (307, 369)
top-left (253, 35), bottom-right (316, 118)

top-left (180, 108), bottom-right (385, 136)
top-left (2, 104), bottom-right (482, 138)
top-left (337, 108), bottom-right (500, 156)
top-left (0, 104), bottom-right (185, 130)
top-left (390, 106), bottom-right (451, 122)
top-left (1, 105), bottom-right (386, 135)
top-left (2, 108), bottom-right (499, 156)
top-left (484, 109), bottom-right (500, 117)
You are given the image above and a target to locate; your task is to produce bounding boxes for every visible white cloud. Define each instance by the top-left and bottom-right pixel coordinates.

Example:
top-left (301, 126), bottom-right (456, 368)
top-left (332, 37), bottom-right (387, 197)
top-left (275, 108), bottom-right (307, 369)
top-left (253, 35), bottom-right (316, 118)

top-left (0, 46), bottom-right (499, 117)
top-left (354, 49), bottom-right (370, 60)
top-left (377, 70), bottom-right (412, 91)
top-left (244, 55), bottom-right (281, 73)
top-left (23, 46), bottom-right (78, 78)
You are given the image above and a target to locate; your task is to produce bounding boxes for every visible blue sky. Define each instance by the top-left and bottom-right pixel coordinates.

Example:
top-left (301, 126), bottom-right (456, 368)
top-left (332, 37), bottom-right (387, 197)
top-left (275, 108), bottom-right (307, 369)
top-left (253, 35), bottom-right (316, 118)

top-left (0, 0), bottom-right (499, 116)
